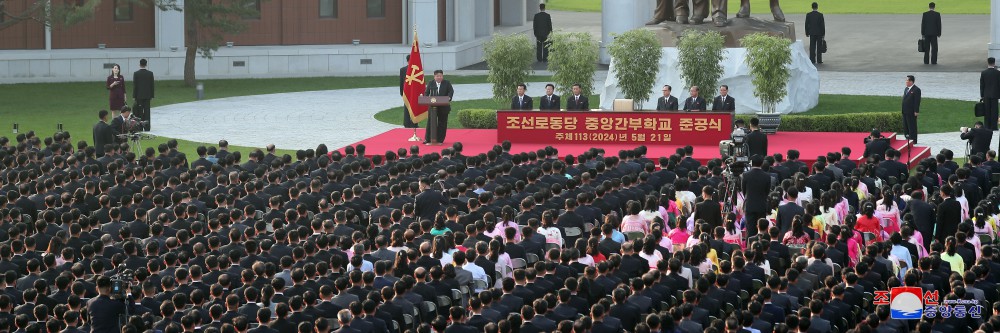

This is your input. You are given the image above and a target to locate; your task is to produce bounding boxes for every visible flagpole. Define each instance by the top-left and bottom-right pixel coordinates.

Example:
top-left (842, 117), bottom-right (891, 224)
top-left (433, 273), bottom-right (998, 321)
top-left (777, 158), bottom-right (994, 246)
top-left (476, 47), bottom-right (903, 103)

top-left (408, 26), bottom-right (421, 142)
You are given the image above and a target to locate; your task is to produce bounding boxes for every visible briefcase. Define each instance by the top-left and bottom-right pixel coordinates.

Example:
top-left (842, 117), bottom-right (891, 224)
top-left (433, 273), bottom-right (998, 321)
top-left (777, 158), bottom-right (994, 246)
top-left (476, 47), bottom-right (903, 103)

top-left (820, 39), bottom-right (827, 53)
top-left (976, 100), bottom-right (986, 117)
top-left (918, 38), bottom-right (926, 52)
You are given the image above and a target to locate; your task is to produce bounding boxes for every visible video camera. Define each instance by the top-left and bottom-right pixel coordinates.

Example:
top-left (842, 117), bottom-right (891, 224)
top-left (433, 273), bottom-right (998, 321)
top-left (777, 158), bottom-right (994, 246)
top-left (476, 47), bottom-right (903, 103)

top-left (110, 266), bottom-right (134, 300)
top-left (719, 127), bottom-right (748, 164)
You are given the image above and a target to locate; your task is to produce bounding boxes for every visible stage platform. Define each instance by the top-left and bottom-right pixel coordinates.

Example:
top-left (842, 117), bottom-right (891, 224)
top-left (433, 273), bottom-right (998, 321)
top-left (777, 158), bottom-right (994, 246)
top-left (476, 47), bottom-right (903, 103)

top-left (341, 129), bottom-right (931, 169)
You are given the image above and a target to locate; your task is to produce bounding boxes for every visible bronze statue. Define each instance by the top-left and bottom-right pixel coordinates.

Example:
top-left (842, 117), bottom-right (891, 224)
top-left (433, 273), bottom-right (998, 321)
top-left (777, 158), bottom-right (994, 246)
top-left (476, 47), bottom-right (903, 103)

top-left (646, 0), bottom-right (675, 25)
top-left (736, 0), bottom-right (786, 22)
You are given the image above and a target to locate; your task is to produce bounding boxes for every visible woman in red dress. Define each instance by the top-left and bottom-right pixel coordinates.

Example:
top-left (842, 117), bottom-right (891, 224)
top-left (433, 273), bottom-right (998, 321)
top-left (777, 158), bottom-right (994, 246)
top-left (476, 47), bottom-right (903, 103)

top-left (107, 64), bottom-right (127, 112)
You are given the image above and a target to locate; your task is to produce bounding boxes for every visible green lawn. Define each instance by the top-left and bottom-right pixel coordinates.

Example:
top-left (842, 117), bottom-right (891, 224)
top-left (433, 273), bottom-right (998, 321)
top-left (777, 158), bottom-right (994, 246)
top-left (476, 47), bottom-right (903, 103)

top-left (546, 0), bottom-right (989, 14)
top-left (373, 94), bottom-right (976, 134)
top-left (0, 75), bottom-right (532, 158)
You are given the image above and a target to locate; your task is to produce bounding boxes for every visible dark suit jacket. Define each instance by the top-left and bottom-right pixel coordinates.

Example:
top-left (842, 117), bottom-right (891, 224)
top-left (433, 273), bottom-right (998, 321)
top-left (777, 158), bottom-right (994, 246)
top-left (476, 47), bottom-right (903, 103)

top-left (742, 168), bottom-right (772, 213)
top-left (776, 202), bottom-right (805, 236)
top-left (921, 10), bottom-right (941, 37)
top-left (566, 95), bottom-right (589, 110)
top-left (92, 121), bottom-right (114, 156)
top-left (936, 197), bottom-right (962, 240)
top-left (983, 67), bottom-right (1000, 98)
top-left (683, 96), bottom-right (707, 111)
top-left (425, 79), bottom-right (455, 112)
top-left (746, 129), bottom-right (767, 158)
top-left (400, 65), bottom-right (407, 95)
top-left (712, 95), bottom-right (735, 111)
top-left (863, 138), bottom-right (890, 159)
top-left (695, 199), bottom-right (723, 228)
top-left (962, 127), bottom-right (992, 156)
top-left (805, 11), bottom-right (825, 37)
top-left (656, 95), bottom-right (679, 111)
top-left (132, 68), bottom-right (154, 99)
top-left (539, 94), bottom-right (560, 110)
top-left (109, 114), bottom-right (129, 137)
top-left (533, 11), bottom-right (552, 40)
top-left (903, 85), bottom-right (921, 115)
top-left (511, 95), bottom-right (534, 110)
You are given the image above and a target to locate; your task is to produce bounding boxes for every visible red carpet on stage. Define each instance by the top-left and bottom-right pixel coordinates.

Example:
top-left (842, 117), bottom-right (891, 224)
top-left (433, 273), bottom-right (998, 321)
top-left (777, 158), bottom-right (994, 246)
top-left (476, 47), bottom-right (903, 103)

top-left (342, 129), bottom-right (931, 168)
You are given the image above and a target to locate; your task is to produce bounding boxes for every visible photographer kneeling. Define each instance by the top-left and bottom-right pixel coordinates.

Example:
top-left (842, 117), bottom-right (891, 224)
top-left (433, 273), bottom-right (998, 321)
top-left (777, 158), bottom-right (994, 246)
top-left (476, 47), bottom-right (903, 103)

top-left (863, 130), bottom-right (890, 161)
top-left (961, 121), bottom-right (993, 158)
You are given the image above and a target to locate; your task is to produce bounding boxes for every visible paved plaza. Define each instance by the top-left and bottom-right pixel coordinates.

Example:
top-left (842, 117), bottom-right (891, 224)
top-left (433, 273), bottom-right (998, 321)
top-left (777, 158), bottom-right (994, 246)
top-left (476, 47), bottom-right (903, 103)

top-left (152, 10), bottom-right (993, 156)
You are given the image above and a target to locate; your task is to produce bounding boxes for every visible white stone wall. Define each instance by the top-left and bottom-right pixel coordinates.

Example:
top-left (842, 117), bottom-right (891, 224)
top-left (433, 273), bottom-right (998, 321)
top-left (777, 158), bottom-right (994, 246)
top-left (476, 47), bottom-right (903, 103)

top-left (600, 42), bottom-right (820, 114)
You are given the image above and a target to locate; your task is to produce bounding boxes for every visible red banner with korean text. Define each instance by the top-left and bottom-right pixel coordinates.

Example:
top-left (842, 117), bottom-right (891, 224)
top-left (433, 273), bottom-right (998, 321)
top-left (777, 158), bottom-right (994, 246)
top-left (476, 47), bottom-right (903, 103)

top-left (496, 111), bottom-right (733, 146)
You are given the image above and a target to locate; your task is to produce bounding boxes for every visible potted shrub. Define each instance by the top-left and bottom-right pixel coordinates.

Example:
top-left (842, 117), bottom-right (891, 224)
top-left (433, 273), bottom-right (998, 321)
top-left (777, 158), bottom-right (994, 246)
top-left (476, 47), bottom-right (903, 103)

top-left (677, 30), bottom-right (725, 109)
top-left (740, 32), bottom-right (792, 134)
top-left (547, 32), bottom-right (600, 97)
top-left (608, 29), bottom-right (662, 110)
top-left (484, 33), bottom-right (536, 106)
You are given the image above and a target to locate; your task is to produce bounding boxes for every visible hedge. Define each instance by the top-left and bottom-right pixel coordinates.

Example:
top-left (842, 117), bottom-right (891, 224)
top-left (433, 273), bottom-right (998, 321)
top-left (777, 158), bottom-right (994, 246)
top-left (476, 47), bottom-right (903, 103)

top-left (735, 112), bottom-right (903, 133)
top-left (459, 109), bottom-right (903, 133)
top-left (458, 109), bottom-right (498, 129)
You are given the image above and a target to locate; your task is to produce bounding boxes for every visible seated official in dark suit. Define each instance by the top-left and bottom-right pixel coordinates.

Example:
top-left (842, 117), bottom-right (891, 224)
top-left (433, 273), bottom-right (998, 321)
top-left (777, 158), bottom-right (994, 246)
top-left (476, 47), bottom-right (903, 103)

top-left (961, 121), bottom-right (992, 157)
top-left (511, 84), bottom-right (534, 110)
top-left (565, 83), bottom-right (589, 110)
top-left (539, 83), bottom-right (561, 110)
top-left (712, 85), bottom-right (736, 111)
top-left (683, 86), bottom-right (707, 111)
top-left (656, 85), bottom-right (679, 111)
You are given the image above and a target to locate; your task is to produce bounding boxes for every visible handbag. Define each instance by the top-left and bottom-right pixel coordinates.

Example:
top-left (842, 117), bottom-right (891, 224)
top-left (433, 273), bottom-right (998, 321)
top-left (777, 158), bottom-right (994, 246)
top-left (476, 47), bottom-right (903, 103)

top-left (820, 39), bottom-right (828, 53)
top-left (918, 38), bottom-right (926, 52)
top-left (975, 100), bottom-right (986, 117)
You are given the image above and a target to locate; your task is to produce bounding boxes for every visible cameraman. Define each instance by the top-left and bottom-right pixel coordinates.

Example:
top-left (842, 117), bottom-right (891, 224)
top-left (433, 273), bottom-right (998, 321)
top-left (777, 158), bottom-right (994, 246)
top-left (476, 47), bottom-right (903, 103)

top-left (110, 106), bottom-right (132, 143)
top-left (87, 276), bottom-right (126, 333)
top-left (863, 130), bottom-right (890, 160)
top-left (961, 121), bottom-right (992, 157)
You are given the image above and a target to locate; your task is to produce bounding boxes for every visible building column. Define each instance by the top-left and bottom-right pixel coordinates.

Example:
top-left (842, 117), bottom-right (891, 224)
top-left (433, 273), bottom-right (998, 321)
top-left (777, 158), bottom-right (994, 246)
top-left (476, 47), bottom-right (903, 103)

top-left (474, 0), bottom-right (493, 37)
top-left (411, 0), bottom-right (440, 46)
top-left (991, 0), bottom-right (1000, 59)
top-left (499, 0), bottom-right (525, 26)
top-left (526, 0), bottom-right (539, 20)
top-left (454, 0), bottom-right (475, 42)
top-left (156, 0), bottom-right (185, 51)
top-left (600, 0), bottom-right (653, 64)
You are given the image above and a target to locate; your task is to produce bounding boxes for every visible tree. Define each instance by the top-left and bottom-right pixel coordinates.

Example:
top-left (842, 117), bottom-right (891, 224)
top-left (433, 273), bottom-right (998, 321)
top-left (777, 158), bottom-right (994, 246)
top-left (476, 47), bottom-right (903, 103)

top-left (740, 32), bottom-right (792, 114)
top-left (676, 30), bottom-right (725, 105)
top-left (483, 33), bottom-right (535, 106)
top-left (547, 31), bottom-right (599, 97)
top-left (184, 0), bottom-right (260, 86)
top-left (0, 0), bottom-right (177, 31)
top-left (608, 28), bottom-right (662, 108)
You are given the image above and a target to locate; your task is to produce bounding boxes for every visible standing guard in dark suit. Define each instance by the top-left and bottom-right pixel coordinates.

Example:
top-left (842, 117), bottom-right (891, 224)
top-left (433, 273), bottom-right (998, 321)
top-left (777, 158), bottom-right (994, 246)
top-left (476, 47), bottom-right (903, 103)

top-left (683, 86), bottom-right (707, 111)
top-left (712, 85), bottom-right (735, 111)
top-left (805, 2), bottom-right (825, 64)
top-left (656, 85), bottom-right (679, 111)
top-left (921, 2), bottom-right (941, 65)
top-left (565, 84), bottom-right (589, 110)
top-left (92, 110), bottom-right (115, 156)
top-left (511, 84), bottom-right (534, 110)
top-left (961, 121), bottom-right (992, 157)
top-left (539, 84), bottom-right (561, 110)
top-left (424, 70), bottom-right (455, 144)
top-left (980, 57), bottom-right (1000, 130)
top-left (533, 4), bottom-right (553, 62)
top-left (742, 155), bottom-right (772, 237)
top-left (902, 75), bottom-right (922, 144)
top-left (400, 55), bottom-right (417, 128)
top-left (745, 117), bottom-right (768, 158)
top-left (132, 58), bottom-right (154, 131)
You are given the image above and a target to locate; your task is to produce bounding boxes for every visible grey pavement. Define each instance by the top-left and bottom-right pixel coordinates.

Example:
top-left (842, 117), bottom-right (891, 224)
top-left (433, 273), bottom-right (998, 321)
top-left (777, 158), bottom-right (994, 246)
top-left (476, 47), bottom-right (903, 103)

top-left (543, 10), bottom-right (991, 72)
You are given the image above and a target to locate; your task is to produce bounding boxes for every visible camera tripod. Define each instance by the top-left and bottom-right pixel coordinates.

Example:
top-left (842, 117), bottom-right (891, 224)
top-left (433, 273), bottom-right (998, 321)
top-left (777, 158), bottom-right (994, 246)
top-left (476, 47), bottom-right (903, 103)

top-left (116, 132), bottom-right (156, 155)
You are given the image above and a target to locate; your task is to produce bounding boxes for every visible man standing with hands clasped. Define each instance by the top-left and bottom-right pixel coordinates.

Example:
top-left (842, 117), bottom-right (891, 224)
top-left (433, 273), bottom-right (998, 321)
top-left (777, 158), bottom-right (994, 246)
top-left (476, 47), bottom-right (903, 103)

top-left (980, 57), bottom-right (1000, 130)
top-left (132, 59), bottom-right (154, 131)
top-left (902, 75), bottom-right (922, 144)
top-left (533, 4), bottom-right (553, 62)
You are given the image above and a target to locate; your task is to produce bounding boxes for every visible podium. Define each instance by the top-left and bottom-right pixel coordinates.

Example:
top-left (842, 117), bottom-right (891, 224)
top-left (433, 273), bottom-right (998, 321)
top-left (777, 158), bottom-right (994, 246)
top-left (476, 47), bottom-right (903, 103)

top-left (418, 95), bottom-right (451, 145)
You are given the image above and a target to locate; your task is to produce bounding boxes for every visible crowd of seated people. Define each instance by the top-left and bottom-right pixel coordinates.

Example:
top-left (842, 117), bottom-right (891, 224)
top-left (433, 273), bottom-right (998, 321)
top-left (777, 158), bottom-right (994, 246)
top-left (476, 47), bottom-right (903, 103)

top-left (1, 129), bottom-right (1000, 333)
